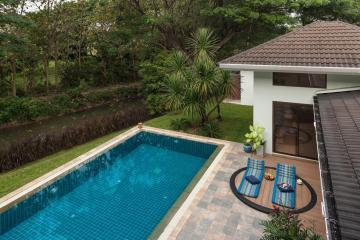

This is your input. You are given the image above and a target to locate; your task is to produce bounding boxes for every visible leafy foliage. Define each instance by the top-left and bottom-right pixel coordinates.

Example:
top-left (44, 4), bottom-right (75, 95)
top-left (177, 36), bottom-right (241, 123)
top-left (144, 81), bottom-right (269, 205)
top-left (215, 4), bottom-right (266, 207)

top-left (0, 0), bottom-right (359, 109)
top-left (0, 86), bottom-right (141, 124)
top-left (244, 124), bottom-right (265, 151)
top-left (261, 210), bottom-right (323, 240)
top-left (292, 0), bottom-right (360, 25)
top-left (163, 28), bottom-right (234, 125)
top-left (139, 51), bottom-right (169, 115)
top-left (201, 121), bottom-right (221, 138)
top-left (170, 118), bottom-right (191, 131)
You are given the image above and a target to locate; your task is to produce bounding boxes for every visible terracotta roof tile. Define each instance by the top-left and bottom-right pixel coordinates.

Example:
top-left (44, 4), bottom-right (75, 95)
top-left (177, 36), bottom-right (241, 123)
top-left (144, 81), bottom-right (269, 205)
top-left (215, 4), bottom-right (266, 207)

top-left (220, 21), bottom-right (360, 68)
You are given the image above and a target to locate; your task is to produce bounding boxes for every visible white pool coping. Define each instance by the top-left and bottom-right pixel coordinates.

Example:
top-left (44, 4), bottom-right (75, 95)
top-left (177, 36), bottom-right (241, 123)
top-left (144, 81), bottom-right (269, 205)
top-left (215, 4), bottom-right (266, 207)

top-left (0, 126), bottom-right (230, 239)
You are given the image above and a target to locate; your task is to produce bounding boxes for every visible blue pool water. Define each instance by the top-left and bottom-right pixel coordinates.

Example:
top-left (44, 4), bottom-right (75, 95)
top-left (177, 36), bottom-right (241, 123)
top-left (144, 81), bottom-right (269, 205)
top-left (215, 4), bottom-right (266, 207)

top-left (0, 132), bottom-right (217, 240)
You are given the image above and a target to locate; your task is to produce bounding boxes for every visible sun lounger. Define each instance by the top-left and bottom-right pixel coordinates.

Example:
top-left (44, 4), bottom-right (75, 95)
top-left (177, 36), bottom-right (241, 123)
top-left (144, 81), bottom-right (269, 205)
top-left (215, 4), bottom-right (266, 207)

top-left (237, 158), bottom-right (265, 198)
top-left (272, 163), bottom-right (296, 209)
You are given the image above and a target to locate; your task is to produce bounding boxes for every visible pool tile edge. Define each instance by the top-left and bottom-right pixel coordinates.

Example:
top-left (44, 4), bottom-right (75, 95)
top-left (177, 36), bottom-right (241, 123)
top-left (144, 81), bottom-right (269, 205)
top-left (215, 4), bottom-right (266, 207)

top-left (0, 127), bottom-right (140, 212)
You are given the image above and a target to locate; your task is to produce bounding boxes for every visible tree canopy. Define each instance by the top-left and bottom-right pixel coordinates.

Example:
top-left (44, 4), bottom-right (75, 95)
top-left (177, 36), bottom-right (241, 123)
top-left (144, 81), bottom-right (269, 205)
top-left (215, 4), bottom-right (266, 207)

top-left (0, 0), bottom-right (359, 98)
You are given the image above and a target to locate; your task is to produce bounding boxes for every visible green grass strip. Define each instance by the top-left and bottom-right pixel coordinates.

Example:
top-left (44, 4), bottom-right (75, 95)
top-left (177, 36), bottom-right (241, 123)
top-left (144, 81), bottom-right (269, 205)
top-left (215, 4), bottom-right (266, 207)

top-left (0, 130), bottom-right (126, 198)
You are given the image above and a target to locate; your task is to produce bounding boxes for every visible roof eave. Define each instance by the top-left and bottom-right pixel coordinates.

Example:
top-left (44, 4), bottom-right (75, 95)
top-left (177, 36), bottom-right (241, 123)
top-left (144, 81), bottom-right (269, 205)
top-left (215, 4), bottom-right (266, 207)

top-left (219, 63), bottom-right (360, 75)
top-left (313, 96), bottom-right (341, 240)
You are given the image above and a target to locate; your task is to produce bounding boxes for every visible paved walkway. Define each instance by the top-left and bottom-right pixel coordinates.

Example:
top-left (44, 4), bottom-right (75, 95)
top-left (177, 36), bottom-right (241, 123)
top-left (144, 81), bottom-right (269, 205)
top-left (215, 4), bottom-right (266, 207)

top-left (168, 143), bottom-right (268, 240)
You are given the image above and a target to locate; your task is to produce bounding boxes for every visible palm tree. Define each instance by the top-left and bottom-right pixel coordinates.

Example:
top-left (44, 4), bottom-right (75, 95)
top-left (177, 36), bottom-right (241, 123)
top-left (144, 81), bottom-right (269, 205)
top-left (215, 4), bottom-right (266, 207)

top-left (163, 28), bottom-right (233, 125)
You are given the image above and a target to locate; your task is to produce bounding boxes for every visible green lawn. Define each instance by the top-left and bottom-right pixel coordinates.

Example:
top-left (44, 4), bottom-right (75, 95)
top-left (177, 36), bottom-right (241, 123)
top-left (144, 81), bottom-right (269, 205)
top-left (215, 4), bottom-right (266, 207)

top-left (0, 129), bottom-right (127, 198)
top-left (146, 103), bottom-right (253, 143)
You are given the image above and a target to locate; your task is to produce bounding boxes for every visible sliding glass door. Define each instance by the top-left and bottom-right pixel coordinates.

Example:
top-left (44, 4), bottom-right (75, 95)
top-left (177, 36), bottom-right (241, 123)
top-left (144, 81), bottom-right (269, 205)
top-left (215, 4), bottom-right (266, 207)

top-left (273, 102), bottom-right (318, 159)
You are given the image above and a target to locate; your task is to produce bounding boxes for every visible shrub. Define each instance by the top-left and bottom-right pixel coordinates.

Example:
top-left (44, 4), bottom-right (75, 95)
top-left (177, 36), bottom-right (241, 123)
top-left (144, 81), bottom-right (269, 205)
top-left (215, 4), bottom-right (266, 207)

top-left (0, 98), bottom-right (54, 122)
top-left (0, 105), bottom-right (150, 173)
top-left (26, 99), bottom-right (55, 118)
top-left (201, 121), bottom-right (221, 138)
top-left (60, 62), bottom-right (84, 88)
top-left (139, 51), bottom-right (168, 115)
top-left (51, 94), bottom-right (72, 113)
top-left (0, 86), bottom-right (142, 124)
top-left (145, 95), bottom-right (166, 115)
top-left (65, 88), bottom-right (86, 108)
top-left (170, 118), bottom-right (191, 131)
top-left (0, 98), bottom-right (49, 123)
top-left (114, 87), bottom-right (140, 98)
top-left (60, 59), bottom-right (105, 88)
top-left (2, 98), bottom-right (32, 121)
top-left (85, 91), bottom-right (111, 103)
top-left (261, 209), bottom-right (323, 240)
top-left (85, 87), bottom-right (140, 104)
top-left (0, 112), bottom-right (11, 123)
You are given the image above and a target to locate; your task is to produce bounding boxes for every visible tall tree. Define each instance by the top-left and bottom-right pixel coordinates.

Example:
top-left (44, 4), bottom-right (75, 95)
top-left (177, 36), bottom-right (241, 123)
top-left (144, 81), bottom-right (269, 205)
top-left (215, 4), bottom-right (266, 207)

top-left (125, 0), bottom-right (204, 51)
top-left (202, 0), bottom-right (295, 59)
top-left (28, 0), bottom-right (66, 93)
top-left (292, 0), bottom-right (360, 25)
top-left (0, 0), bottom-right (32, 97)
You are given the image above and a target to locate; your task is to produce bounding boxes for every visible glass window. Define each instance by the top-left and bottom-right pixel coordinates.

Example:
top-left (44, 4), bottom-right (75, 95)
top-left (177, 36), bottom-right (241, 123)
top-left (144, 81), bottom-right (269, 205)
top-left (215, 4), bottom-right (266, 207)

top-left (273, 72), bottom-right (326, 88)
top-left (273, 102), bottom-right (318, 159)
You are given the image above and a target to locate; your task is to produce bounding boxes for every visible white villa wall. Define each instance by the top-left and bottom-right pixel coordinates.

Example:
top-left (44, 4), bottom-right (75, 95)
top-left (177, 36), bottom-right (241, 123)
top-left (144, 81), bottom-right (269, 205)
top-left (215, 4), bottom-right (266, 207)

top-left (253, 72), bottom-right (360, 154)
top-left (240, 71), bottom-right (254, 105)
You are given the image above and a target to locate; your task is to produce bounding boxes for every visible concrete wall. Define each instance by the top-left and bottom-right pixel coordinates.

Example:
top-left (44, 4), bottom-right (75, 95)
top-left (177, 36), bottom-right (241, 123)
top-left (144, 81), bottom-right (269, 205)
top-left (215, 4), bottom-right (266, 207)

top-left (240, 71), bottom-right (254, 106)
top-left (253, 72), bottom-right (360, 153)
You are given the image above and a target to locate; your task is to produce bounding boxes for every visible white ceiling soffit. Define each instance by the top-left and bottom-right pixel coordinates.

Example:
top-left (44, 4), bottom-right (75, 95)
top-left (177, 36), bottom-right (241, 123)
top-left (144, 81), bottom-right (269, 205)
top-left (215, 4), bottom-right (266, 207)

top-left (219, 63), bottom-right (360, 75)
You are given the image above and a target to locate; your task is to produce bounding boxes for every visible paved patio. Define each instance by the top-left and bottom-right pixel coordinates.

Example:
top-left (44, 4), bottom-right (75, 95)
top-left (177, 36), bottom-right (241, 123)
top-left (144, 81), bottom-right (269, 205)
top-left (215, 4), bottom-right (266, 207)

top-left (165, 142), bottom-right (325, 240)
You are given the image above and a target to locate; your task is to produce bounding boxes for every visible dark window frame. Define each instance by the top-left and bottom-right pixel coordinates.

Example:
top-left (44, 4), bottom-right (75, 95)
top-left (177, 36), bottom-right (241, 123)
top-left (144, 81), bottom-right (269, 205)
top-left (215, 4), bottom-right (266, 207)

top-left (272, 101), bottom-right (318, 160)
top-left (273, 72), bottom-right (327, 88)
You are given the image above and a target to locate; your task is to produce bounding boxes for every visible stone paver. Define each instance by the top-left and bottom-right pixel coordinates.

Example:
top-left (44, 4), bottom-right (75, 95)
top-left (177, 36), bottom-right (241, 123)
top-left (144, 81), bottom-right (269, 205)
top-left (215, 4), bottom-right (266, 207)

top-left (169, 142), bottom-right (268, 240)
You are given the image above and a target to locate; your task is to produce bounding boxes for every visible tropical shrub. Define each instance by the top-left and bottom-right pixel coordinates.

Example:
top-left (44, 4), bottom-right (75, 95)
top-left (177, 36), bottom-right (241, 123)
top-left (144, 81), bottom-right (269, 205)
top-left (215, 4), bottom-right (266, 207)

top-left (170, 118), bottom-right (191, 131)
top-left (0, 105), bottom-right (150, 172)
top-left (163, 28), bottom-right (233, 125)
top-left (261, 210), bottom-right (322, 240)
top-left (201, 121), bottom-right (221, 138)
top-left (244, 124), bottom-right (265, 151)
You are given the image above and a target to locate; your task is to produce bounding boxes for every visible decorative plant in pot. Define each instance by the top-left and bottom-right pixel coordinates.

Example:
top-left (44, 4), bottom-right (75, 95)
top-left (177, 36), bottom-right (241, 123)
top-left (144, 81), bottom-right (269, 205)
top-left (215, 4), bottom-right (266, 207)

top-left (244, 124), bottom-right (265, 156)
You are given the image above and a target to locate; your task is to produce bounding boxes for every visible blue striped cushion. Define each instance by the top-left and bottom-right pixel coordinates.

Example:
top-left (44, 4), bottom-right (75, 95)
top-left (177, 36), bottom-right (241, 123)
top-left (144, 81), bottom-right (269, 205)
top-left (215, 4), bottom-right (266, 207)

top-left (238, 158), bottom-right (265, 198)
top-left (272, 163), bottom-right (296, 209)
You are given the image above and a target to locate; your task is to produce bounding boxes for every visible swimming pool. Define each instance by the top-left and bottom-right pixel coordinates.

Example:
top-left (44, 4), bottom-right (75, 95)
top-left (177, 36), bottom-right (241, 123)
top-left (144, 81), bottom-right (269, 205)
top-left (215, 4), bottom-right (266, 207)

top-left (0, 130), bottom-right (219, 239)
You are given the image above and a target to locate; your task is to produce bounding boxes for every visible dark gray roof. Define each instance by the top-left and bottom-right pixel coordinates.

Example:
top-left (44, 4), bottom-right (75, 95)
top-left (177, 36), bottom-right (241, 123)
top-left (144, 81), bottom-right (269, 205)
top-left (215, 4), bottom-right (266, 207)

top-left (314, 89), bottom-right (360, 240)
top-left (220, 21), bottom-right (360, 68)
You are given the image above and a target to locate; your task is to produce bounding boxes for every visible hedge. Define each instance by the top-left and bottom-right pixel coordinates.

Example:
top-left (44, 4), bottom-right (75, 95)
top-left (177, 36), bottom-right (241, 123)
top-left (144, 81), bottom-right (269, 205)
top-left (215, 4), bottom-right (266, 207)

top-left (0, 105), bottom-right (149, 173)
